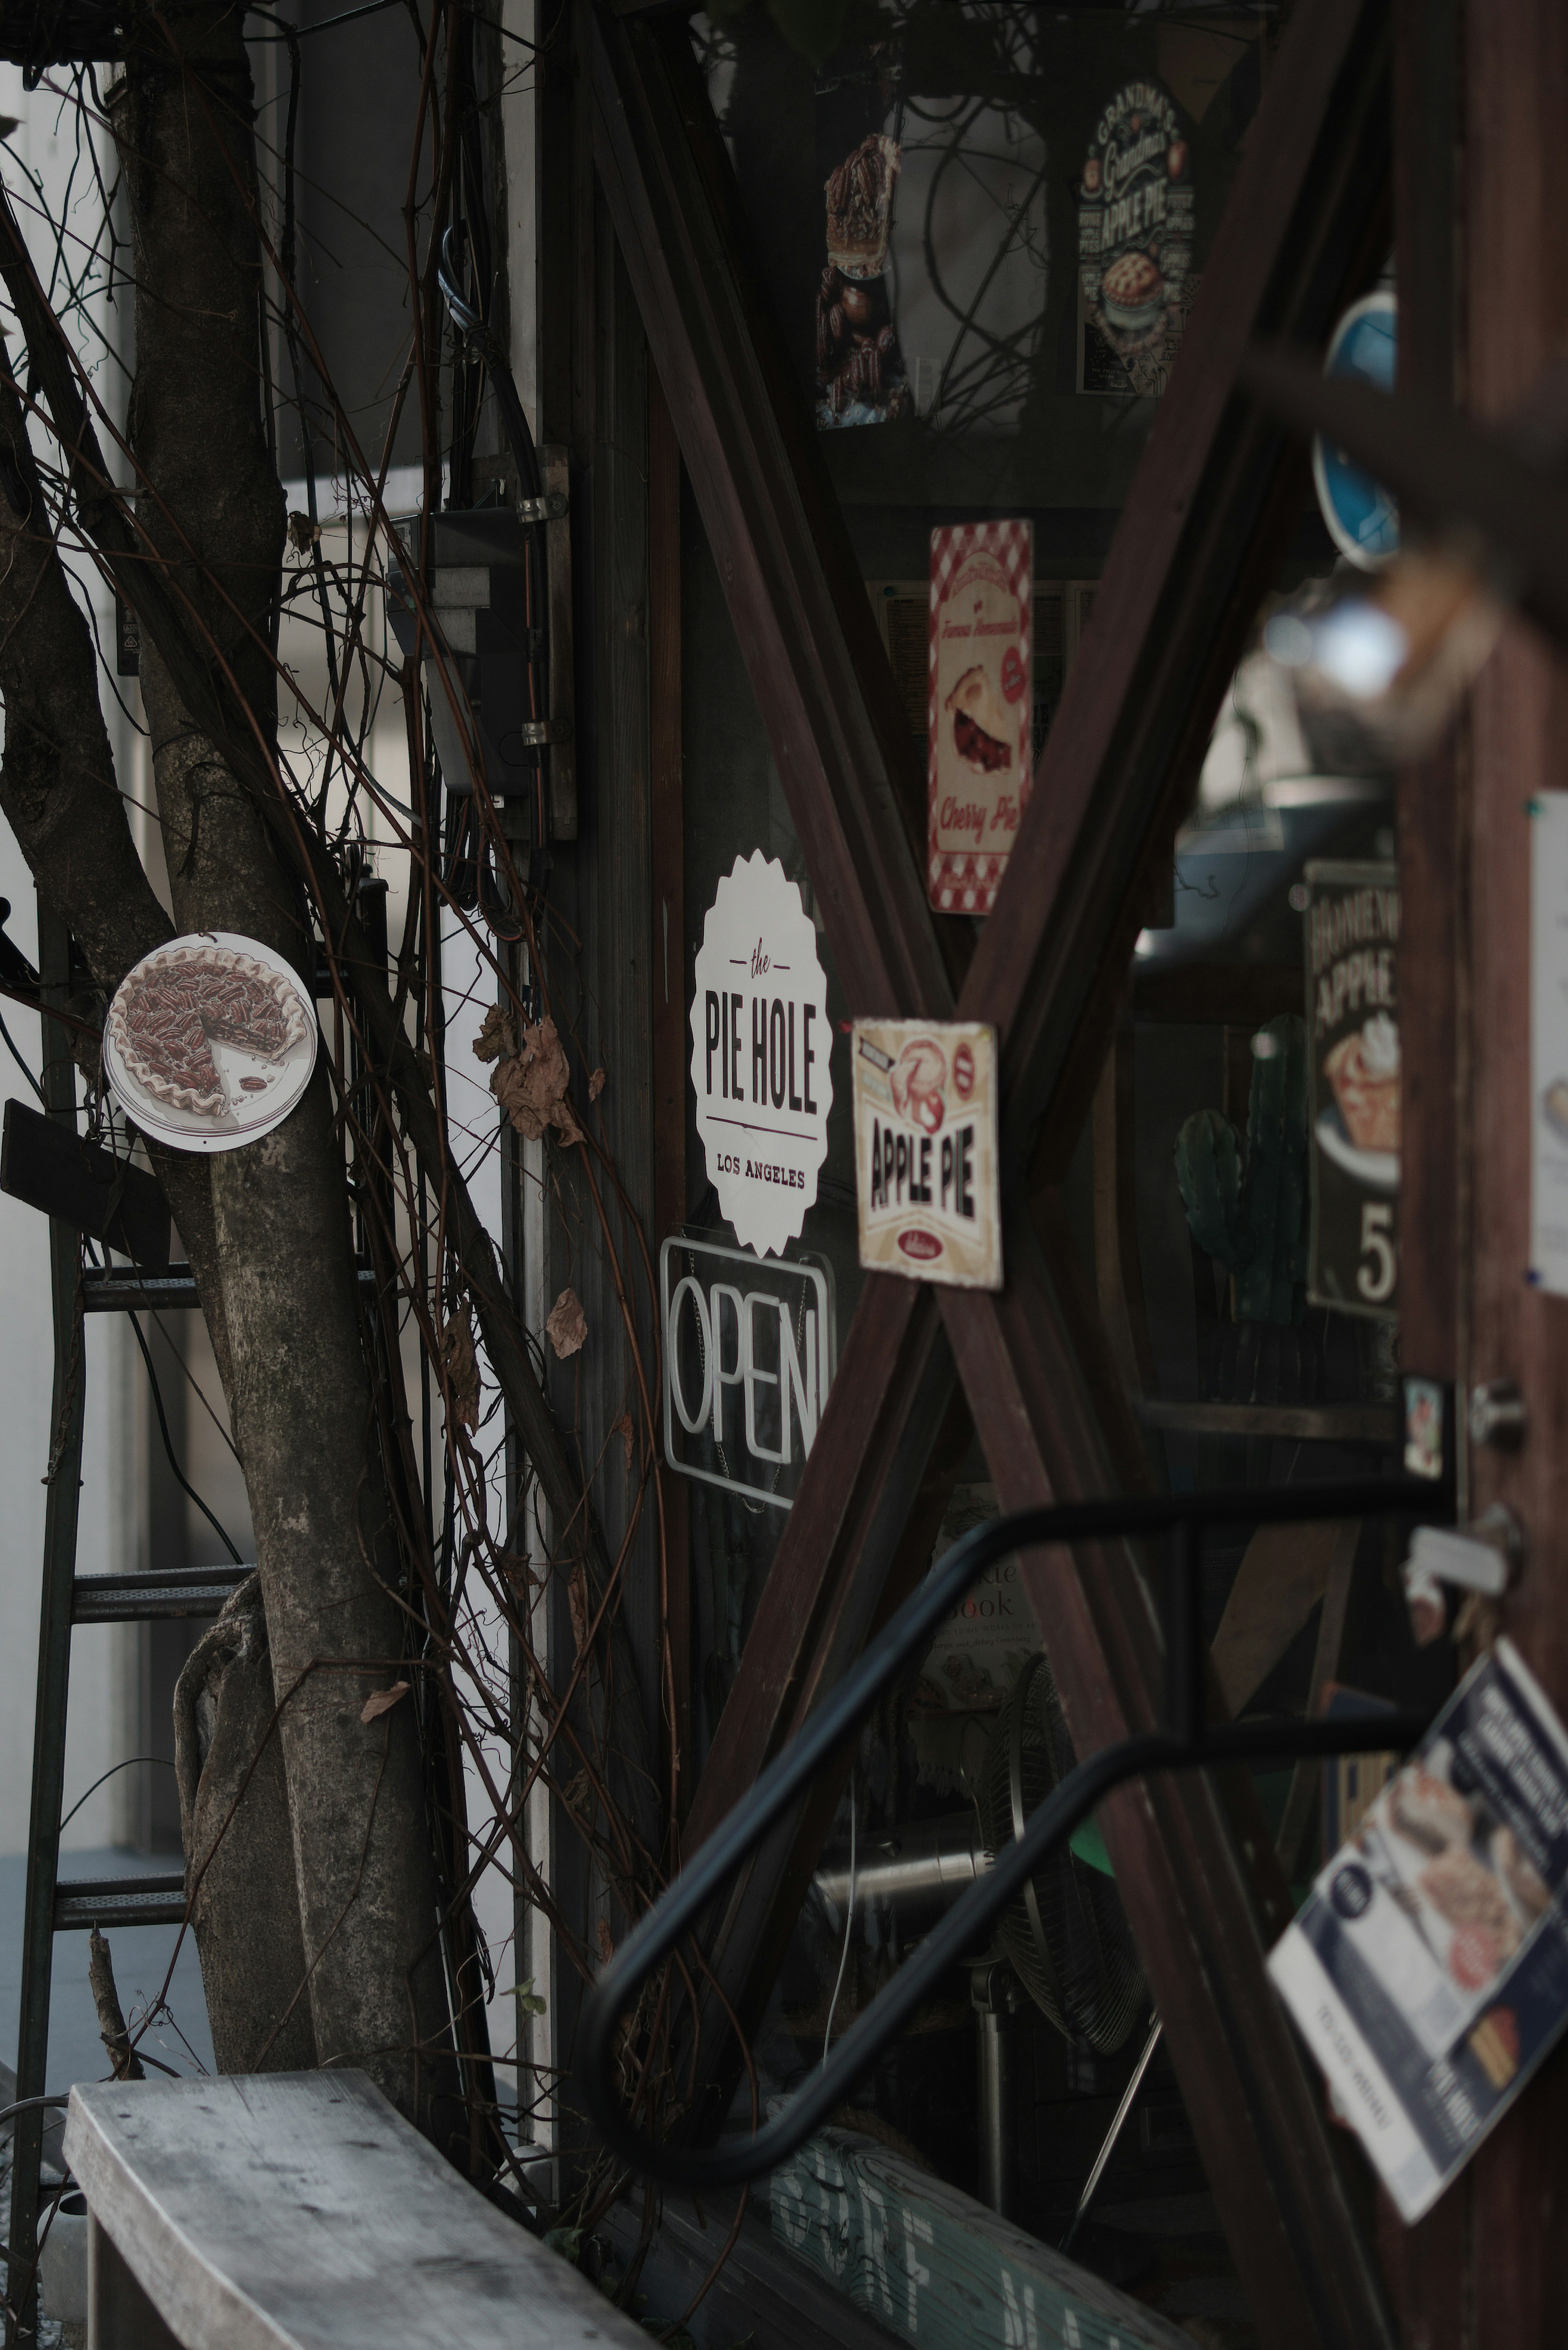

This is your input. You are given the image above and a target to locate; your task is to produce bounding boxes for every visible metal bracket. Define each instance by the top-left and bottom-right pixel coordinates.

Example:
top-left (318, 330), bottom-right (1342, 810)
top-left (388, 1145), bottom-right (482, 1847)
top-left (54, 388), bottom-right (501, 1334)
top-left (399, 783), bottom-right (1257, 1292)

top-left (540, 444), bottom-right (576, 841)
top-left (518, 488), bottom-right (569, 523)
top-left (513, 718), bottom-right (574, 747)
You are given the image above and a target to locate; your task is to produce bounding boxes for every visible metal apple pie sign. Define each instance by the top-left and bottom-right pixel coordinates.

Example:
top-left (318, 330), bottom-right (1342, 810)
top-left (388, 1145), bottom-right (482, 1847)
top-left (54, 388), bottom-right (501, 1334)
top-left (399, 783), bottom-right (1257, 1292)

top-left (103, 932), bottom-right (318, 1154)
top-left (1077, 80), bottom-right (1194, 394)
top-left (690, 853), bottom-right (831, 1257)
top-left (851, 1017), bottom-right (1002, 1291)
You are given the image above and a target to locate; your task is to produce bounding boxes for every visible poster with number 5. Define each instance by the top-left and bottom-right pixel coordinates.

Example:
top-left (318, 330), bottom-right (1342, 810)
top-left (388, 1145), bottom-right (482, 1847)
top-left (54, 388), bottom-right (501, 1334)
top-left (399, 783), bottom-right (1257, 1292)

top-left (1304, 860), bottom-right (1401, 1318)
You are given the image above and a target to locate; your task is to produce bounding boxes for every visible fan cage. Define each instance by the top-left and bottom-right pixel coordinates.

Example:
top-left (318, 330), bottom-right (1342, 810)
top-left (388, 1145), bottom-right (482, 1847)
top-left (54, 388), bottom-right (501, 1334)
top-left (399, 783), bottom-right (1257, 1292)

top-left (976, 1650), bottom-right (1147, 2053)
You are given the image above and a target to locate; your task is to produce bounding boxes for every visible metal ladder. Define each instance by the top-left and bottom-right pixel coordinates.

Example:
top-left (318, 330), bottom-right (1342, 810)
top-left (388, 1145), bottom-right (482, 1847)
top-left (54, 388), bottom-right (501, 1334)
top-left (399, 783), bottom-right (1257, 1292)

top-left (3, 908), bottom-right (250, 2346)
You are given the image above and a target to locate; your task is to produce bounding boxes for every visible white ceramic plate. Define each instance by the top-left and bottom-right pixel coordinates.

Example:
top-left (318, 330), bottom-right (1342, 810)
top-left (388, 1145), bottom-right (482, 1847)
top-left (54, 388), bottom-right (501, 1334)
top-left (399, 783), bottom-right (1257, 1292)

top-left (103, 932), bottom-right (318, 1155)
top-left (1315, 1103), bottom-right (1399, 1194)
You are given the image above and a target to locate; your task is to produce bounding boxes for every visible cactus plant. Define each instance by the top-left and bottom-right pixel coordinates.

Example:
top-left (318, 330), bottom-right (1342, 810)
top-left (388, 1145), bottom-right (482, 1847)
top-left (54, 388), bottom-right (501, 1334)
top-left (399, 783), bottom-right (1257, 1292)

top-left (1174, 1015), bottom-right (1309, 1324)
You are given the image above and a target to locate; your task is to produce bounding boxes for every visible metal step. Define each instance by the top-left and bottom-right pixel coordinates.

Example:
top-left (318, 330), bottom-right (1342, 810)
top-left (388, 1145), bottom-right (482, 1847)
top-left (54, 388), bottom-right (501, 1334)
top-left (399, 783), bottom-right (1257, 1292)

top-left (53, 1876), bottom-right (188, 1931)
top-left (82, 1262), bottom-right (380, 1311)
top-left (72, 1565), bottom-right (253, 1624)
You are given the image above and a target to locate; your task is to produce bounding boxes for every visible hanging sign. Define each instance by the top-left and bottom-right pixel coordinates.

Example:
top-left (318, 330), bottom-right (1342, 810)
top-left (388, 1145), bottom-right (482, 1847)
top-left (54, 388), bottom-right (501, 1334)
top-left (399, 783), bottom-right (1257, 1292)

top-left (1076, 79), bottom-right (1194, 397)
top-left (927, 521), bottom-right (1033, 916)
top-left (1529, 792), bottom-right (1568, 1293)
top-left (103, 932), bottom-right (317, 1155)
top-left (1270, 1638), bottom-right (1568, 2223)
top-left (690, 851), bottom-right (832, 1257)
top-left (1313, 289), bottom-right (1399, 569)
top-left (851, 1019), bottom-right (1002, 1290)
top-left (1304, 861), bottom-right (1400, 1318)
top-left (659, 1231), bottom-right (835, 1513)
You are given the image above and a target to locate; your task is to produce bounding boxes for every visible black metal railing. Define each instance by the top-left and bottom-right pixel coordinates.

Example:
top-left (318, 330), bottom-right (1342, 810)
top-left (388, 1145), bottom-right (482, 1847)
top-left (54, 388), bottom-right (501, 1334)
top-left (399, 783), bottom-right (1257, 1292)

top-left (579, 1472), bottom-right (1452, 2188)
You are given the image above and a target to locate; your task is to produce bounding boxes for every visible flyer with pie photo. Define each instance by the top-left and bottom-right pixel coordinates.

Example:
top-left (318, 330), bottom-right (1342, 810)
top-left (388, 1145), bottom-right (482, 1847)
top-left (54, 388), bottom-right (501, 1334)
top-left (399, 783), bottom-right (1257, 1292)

top-left (1269, 1638), bottom-right (1568, 2223)
top-left (927, 522), bottom-right (1033, 916)
top-left (103, 932), bottom-right (318, 1155)
top-left (851, 1018), bottom-right (1001, 1290)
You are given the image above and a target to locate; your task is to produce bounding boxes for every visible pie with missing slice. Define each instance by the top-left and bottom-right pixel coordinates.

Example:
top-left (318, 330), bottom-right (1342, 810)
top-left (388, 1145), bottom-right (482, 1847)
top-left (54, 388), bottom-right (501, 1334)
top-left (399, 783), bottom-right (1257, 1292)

top-left (944, 662), bottom-right (1012, 775)
top-left (109, 943), bottom-right (307, 1121)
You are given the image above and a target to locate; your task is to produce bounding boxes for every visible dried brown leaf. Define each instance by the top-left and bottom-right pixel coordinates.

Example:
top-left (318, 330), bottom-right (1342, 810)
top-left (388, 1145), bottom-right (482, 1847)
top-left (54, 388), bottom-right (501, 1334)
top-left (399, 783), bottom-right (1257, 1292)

top-left (490, 1014), bottom-right (581, 1143)
top-left (439, 1303), bottom-right (481, 1431)
top-left (361, 1680), bottom-right (410, 1724)
top-left (596, 1917), bottom-right (615, 1965)
top-left (473, 1002), bottom-right (520, 1065)
top-left (612, 1410), bottom-right (634, 1470)
top-left (568, 1562), bottom-right (589, 1660)
top-left (588, 1066), bottom-right (606, 1101)
top-left (286, 510), bottom-right (321, 555)
top-left (546, 1284), bottom-right (587, 1359)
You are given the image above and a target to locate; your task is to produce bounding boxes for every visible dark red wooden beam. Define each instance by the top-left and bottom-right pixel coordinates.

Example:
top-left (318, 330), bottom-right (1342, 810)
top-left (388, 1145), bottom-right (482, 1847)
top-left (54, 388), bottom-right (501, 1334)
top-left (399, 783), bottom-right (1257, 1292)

top-left (590, 2), bottom-right (1399, 2341)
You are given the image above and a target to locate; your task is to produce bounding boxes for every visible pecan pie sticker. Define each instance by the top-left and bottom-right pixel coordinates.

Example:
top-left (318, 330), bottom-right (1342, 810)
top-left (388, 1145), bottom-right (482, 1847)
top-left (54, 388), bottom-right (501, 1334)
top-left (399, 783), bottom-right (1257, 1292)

top-left (1077, 78), bottom-right (1194, 396)
top-left (927, 520), bottom-right (1033, 916)
top-left (103, 932), bottom-right (318, 1154)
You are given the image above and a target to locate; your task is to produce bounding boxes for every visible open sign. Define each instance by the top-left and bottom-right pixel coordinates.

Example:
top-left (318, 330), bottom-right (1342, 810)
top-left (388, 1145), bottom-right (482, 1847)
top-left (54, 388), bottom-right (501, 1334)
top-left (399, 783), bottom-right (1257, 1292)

top-left (659, 1232), bottom-right (835, 1512)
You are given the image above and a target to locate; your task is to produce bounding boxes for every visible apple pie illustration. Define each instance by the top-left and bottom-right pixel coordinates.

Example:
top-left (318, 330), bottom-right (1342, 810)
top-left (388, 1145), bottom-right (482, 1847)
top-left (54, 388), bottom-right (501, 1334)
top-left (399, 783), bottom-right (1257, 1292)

top-left (891, 1035), bottom-right (947, 1134)
top-left (1390, 1765), bottom-right (1473, 1857)
top-left (944, 664), bottom-right (1012, 776)
top-left (109, 942), bottom-right (307, 1120)
top-left (1419, 1845), bottom-right (1522, 1978)
top-left (1324, 1011), bottom-right (1401, 1153)
top-left (1100, 248), bottom-right (1165, 334)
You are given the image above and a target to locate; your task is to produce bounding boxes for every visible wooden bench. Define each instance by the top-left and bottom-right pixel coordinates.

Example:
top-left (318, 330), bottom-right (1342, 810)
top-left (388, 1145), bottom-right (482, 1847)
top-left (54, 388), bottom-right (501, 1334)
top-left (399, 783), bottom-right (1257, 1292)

top-left (62, 2071), bottom-right (645, 2350)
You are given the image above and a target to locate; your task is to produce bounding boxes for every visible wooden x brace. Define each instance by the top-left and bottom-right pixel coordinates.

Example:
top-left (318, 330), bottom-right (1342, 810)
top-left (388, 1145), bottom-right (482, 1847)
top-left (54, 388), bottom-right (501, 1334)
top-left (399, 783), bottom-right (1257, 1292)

top-left (593, 2), bottom-right (1396, 2343)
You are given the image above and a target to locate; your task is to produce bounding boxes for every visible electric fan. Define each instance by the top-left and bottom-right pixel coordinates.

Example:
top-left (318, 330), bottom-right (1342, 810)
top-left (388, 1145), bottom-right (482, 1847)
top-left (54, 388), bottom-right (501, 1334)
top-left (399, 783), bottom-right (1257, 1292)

top-left (975, 1651), bottom-right (1147, 2053)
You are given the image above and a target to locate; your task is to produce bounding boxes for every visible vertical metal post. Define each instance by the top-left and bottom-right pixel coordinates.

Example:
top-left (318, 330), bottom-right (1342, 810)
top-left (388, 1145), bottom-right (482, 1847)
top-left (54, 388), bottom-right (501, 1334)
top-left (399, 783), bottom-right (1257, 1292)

top-left (971, 1961), bottom-right (1018, 2220)
top-left (1164, 1517), bottom-right (1204, 1745)
top-left (7, 905), bottom-right (86, 2348)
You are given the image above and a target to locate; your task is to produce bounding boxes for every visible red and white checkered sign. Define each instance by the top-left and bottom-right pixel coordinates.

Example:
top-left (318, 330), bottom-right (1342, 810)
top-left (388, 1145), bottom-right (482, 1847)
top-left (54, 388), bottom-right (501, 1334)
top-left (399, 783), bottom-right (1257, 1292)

top-left (927, 520), bottom-right (1033, 916)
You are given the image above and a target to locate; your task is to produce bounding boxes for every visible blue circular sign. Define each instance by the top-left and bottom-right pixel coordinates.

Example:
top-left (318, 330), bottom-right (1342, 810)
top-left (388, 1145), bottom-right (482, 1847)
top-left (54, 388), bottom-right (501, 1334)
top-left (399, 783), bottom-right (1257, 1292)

top-left (1312, 289), bottom-right (1398, 569)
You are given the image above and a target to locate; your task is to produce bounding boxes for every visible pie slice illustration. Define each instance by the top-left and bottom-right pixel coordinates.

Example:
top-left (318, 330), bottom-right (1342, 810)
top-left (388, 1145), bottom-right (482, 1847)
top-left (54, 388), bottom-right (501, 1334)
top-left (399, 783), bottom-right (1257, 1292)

top-left (944, 663), bottom-right (1013, 776)
top-left (108, 943), bottom-right (308, 1121)
top-left (1324, 1012), bottom-right (1401, 1154)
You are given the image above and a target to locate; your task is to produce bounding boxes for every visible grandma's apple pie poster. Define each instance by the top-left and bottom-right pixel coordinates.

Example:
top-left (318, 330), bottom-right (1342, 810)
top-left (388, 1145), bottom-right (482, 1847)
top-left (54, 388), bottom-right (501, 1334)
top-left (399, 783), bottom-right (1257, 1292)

top-left (927, 520), bottom-right (1032, 916)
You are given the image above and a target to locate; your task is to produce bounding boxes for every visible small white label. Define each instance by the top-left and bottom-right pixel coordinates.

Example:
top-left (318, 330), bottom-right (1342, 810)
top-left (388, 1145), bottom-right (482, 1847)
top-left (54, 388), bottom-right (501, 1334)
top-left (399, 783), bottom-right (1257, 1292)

top-left (851, 1018), bottom-right (1002, 1290)
top-left (1531, 793), bottom-right (1568, 1293)
top-left (689, 852), bottom-right (831, 1258)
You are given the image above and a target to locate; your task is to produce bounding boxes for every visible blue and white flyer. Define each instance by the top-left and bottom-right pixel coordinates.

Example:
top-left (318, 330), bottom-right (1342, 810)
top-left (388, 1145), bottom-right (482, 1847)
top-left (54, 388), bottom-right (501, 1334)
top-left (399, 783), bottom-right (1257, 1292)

top-left (1268, 1639), bottom-right (1568, 2221)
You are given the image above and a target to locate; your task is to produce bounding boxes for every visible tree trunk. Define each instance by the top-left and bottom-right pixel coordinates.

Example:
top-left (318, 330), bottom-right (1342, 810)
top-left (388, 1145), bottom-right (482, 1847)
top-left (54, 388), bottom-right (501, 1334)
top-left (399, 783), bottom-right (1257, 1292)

top-left (174, 1577), bottom-right (318, 2072)
top-left (104, 10), bottom-right (459, 2142)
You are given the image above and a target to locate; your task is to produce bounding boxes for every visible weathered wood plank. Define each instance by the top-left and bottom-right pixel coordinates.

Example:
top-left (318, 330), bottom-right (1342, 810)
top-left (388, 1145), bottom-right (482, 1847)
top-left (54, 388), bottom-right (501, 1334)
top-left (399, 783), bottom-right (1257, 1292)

top-left (1441, 0), bottom-right (1568, 2335)
top-left (65, 2072), bottom-right (645, 2350)
top-left (1390, 0), bottom-right (1459, 1385)
top-left (1210, 1519), bottom-right (1354, 1716)
top-left (771, 2124), bottom-right (1191, 2350)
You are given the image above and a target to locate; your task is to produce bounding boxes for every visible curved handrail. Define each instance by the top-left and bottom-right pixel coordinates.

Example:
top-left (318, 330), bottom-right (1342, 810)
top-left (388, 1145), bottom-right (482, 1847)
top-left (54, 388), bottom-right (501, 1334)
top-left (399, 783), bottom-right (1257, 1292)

top-left (579, 1474), bottom-right (1450, 2188)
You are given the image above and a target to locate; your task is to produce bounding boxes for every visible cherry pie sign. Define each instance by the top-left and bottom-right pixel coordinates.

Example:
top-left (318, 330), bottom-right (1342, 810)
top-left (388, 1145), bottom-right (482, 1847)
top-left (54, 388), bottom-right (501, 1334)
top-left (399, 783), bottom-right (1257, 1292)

top-left (103, 932), bottom-right (318, 1153)
top-left (927, 521), bottom-right (1033, 916)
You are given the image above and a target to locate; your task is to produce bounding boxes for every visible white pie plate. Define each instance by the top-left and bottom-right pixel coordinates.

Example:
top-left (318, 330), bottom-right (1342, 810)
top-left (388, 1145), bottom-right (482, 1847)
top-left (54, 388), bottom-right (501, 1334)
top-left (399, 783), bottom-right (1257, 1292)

top-left (102, 931), bottom-right (319, 1155)
top-left (1315, 1102), bottom-right (1399, 1194)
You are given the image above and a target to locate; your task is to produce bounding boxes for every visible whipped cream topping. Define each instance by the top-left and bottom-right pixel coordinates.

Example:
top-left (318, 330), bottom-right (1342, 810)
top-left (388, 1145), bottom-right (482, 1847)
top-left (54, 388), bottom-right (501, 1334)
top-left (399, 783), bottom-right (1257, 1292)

top-left (1361, 1011), bottom-right (1401, 1078)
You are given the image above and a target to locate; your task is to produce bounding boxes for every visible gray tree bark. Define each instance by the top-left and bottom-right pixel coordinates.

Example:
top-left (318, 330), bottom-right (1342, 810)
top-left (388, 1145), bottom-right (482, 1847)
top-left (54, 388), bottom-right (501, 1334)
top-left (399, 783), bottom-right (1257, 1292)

top-left (102, 11), bottom-right (458, 2140)
top-left (174, 1576), bottom-right (318, 2072)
